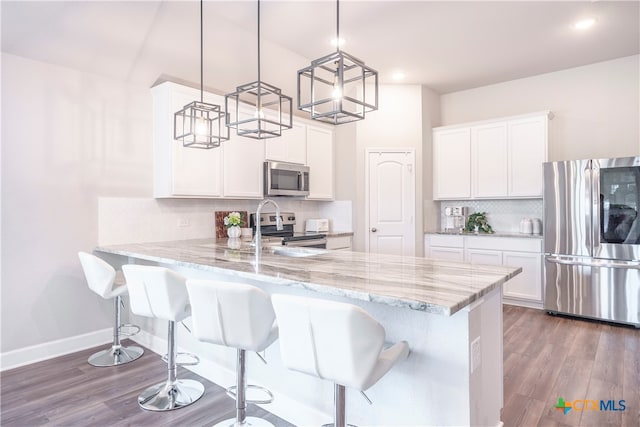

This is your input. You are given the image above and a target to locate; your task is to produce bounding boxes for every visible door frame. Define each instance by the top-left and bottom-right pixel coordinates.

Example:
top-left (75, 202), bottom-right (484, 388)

top-left (365, 148), bottom-right (416, 254)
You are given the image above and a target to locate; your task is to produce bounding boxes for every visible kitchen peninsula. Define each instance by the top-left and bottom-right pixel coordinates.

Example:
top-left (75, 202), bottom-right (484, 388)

top-left (96, 238), bottom-right (521, 426)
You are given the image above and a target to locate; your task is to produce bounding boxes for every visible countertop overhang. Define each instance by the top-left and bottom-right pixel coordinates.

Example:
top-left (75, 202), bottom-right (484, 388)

top-left (96, 238), bottom-right (521, 316)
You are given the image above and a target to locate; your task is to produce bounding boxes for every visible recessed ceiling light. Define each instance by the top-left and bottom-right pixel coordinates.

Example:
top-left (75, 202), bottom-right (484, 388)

top-left (573, 18), bottom-right (596, 30)
top-left (391, 71), bottom-right (405, 81)
top-left (330, 37), bottom-right (345, 48)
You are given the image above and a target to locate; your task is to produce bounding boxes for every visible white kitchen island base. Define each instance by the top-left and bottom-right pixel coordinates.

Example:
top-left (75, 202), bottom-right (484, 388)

top-left (96, 240), bottom-right (516, 426)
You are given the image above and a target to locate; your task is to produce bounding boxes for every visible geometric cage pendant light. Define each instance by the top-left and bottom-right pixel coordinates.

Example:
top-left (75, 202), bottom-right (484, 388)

top-left (174, 0), bottom-right (229, 149)
top-left (225, 0), bottom-right (293, 139)
top-left (297, 0), bottom-right (378, 125)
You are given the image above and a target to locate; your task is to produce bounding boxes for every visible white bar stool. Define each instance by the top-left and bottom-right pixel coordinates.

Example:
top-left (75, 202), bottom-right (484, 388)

top-left (271, 294), bottom-right (410, 427)
top-left (78, 252), bottom-right (144, 367)
top-left (186, 280), bottom-right (278, 427)
top-left (122, 265), bottom-right (205, 411)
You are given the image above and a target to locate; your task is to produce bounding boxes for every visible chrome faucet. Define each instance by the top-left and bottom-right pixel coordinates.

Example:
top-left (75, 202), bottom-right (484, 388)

top-left (254, 199), bottom-right (283, 256)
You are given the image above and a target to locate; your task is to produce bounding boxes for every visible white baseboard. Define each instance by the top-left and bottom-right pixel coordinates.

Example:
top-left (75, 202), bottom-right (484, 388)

top-left (131, 332), bottom-right (329, 426)
top-left (0, 328), bottom-right (112, 371)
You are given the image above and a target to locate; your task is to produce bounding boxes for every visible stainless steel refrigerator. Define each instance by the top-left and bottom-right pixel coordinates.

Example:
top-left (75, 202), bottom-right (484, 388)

top-left (543, 156), bottom-right (640, 327)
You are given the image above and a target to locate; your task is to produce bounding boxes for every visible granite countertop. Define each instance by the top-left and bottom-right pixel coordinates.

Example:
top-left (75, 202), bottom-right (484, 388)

top-left (325, 231), bottom-right (354, 237)
top-left (96, 238), bottom-right (521, 316)
top-left (425, 230), bottom-right (543, 239)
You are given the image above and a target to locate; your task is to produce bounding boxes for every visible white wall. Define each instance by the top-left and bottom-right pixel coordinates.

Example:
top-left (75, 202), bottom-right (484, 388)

top-left (1, 53), bottom-right (154, 353)
top-left (440, 55), bottom-right (640, 161)
top-left (0, 53), bottom-right (353, 358)
top-left (354, 85), bottom-right (424, 254)
top-left (421, 86), bottom-right (441, 232)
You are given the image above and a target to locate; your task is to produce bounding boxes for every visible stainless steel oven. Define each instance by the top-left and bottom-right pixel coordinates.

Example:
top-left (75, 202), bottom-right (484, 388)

top-left (250, 212), bottom-right (326, 248)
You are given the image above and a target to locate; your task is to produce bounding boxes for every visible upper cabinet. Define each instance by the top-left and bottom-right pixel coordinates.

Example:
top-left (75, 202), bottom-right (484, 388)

top-left (433, 128), bottom-right (471, 199)
top-left (306, 125), bottom-right (334, 200)
top-left (152, 81), bottom-right (334, 200)
top-left (433, 111), bottom-right (549, 200)
top-left (264, 123), bottom-right (306, 164)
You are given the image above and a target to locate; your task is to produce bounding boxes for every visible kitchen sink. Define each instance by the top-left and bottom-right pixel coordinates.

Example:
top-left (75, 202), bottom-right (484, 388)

top-left (268, 246), bottom-right (328, 258)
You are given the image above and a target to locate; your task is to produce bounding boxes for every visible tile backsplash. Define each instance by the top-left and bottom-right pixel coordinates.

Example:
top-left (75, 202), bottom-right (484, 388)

top-left (98, 197), bottom-right (352, 246)
top-left (439, 199), bottom-right (543, 233)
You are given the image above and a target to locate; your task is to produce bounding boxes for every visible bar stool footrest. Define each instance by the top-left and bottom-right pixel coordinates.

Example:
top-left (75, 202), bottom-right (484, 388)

top-left (161, 352), bottom-right (200, 366)
top-left (214, 417), bottom-right (274, 427)
top-left (118, 323), bottom-right (141, 337)
top-left (225, 384), bottom-right (274, 405)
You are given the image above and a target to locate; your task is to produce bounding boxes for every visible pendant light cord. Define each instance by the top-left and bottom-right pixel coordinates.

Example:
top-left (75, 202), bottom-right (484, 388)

top-left (257, 0), bottom-right (261, 83)
top-left (200, 0), bottom-right (204, 103)
top-left (336, 0), bottom-right (340, 52)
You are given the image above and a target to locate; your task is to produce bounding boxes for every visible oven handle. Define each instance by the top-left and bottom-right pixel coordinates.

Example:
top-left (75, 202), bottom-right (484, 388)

top-left (283, 238), bottom-right (327, 248)
top-left (546, 255), bottom-right (640, 270)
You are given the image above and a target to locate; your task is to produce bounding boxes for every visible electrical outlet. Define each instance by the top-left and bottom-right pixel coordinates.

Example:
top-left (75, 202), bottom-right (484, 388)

top-left (471, 336), bottom-right (481, 374)
top-left (177, 218), bottom-right (190, 227)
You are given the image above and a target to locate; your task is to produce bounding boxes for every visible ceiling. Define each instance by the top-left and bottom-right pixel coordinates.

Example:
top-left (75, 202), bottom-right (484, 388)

top-left (1, 1), bottom-right (638, 95)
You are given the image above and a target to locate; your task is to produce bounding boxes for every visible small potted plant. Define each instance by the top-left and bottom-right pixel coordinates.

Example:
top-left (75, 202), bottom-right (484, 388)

top-left (224, 211), bottom-right (244, 238)
top-left (465, 212), bottom-right (494, 234)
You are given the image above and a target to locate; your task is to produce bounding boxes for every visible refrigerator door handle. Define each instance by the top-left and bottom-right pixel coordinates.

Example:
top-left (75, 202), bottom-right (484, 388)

top-left (546, 255), bottom-right (640, 270)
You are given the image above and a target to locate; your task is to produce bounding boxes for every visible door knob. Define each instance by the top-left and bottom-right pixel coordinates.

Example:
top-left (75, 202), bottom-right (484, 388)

top-left (371, 228), bottom-right (377, 232)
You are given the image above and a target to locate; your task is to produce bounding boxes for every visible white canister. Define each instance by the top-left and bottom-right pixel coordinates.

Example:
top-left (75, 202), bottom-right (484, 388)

top-left (520, 218), bottom-right (533, 234)
top-left (531, 218), bottom-right (542, 235)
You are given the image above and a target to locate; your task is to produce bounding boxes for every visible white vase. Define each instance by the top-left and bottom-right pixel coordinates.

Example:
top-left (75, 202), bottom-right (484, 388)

top-left (227, 226), bottom-right (241, 238)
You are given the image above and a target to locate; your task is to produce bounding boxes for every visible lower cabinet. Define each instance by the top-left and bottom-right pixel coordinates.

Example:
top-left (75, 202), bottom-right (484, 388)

top-left (326, 235), bottom-right (353, 251)
top-left (425, 234), bottom-right (543, 308)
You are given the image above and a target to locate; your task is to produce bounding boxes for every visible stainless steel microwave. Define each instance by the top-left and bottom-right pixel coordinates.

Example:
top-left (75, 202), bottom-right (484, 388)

top-left (264, 161), bottom-right (309, 197)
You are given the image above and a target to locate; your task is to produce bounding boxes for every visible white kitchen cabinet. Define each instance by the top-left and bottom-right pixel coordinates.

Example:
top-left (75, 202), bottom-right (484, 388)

top-left (508, 115), bottom-right (548, 197)
top-left (153, 81), bottom-right (264, 199)
top-left (425, 234), bottom-right (465, 261)
top-left (222, 133), bottom-right (265, 198)
top-left (153, 82), bottom-right (223, 197)
top-left (306, 125), bottom-right (334, 200)
top-left (472, 123), bottom-right (508, 198)
top-left (326, 235), bottom-right (352, 250)
top-left (264, 122), bottom-right (306, 164)
top-left (425, 233), bottom-right (543, 308)
top-left (433, 128), bottom-right (471, 199)
top-left (467, 249), bottom-right (502, 266)
top-left (433, 111), bottom-right (549, 200)
top-left (502, 251), bottom-right (543, 303)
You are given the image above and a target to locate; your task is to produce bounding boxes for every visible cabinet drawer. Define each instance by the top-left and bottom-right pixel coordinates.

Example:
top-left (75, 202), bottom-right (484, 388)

top-left (428, 234), bottom-right (464, 248)
top-left (326, 235), bottom-right (352, 250)
top-left (466, 236), bottom-right (541, 252)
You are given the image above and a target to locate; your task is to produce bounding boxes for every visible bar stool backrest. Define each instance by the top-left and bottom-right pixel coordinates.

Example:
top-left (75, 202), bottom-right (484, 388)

top-left (122, 265), bottom-right (190, 322)
top-left (186, 280), bottom-right (276, 351)
top-left (78, 252), bottom-right (116, 298)
top-left (272, 294), bottom-right (385, 390)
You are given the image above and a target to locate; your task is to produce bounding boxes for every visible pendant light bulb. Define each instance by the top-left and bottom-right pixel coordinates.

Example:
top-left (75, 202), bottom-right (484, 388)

top-left (195, 116), bottom-right (207, 135)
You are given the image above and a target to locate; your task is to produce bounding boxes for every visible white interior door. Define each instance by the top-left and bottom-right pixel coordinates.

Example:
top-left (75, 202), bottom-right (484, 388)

top-left (367, 150), bottom-right (415, 256)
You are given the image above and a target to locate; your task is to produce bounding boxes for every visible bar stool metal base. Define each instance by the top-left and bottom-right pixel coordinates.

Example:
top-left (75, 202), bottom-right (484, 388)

top-left (213, 416), bottom-right (275, 427)
top-left (138, 379), bottom-right (204, 411)
top-left (88, 345), bottom-right (144, 367)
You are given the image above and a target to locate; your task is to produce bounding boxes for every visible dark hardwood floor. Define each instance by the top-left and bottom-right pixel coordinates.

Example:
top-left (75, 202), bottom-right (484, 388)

top-left (0, 341), bottom-right (294, 427)
top-left (1, 306), bottom-right (638, 426)
top-left (502, 305), bottom-right (640, 427)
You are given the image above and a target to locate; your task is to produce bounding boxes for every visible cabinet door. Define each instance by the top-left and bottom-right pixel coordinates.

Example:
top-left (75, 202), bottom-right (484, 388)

top-left (265, 123), bottom-right (306, 164)
top-left (170, 88), bottom-right (222, 196)
top-left (326, 235), bottom-right (352, 250)
top-left (433, 128), bottom-right (471, 199)
top-left (467, 249), bottom-right (503, 266)
top-left (222, 133), bottom-right (265, 198)
top-left (306, 126), bottom-right (334, 200)
top-left (502, 251), bottom-right (542, 302)
top-left (472, 123), bottom-right (508, 198)
top-left (429, 247), bottom-right (465, 261)
top-left (508, 115), bottom-right (547, 197)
